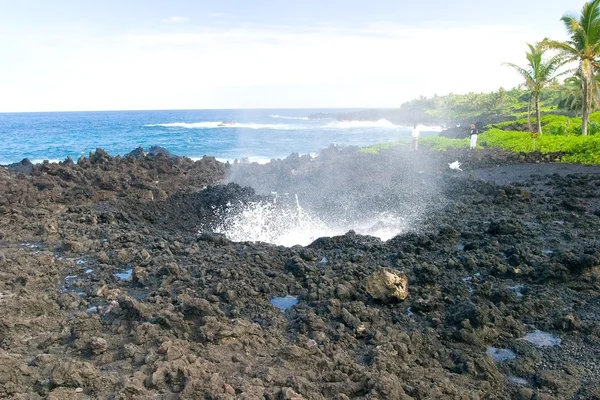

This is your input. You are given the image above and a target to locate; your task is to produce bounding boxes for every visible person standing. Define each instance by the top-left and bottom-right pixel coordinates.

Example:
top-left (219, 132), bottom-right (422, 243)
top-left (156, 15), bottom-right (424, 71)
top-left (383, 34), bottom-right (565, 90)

top-left (469, 123), bottom-right (479, 150)
top-left (412, 125), bottom-right (420, 150)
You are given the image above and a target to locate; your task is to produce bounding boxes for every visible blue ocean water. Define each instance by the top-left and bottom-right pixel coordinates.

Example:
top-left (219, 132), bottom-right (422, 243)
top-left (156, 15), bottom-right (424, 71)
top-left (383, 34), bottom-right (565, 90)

top-left (0, 109), bottom-right (440, 165)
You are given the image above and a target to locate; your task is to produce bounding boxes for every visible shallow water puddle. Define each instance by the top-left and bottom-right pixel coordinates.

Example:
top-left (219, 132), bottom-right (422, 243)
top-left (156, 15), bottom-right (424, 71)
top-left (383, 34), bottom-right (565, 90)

top-left (20, 242), bottom-right (41, 249)
top-left (133, 292), bottom-right (148, 301)
top-left (462, 275), bottom-right (475, 295)
top-left (21, 242), bottom-right (42, 254)
top-left (270, 295), bottom-right (298, 312)
top-left (462, 272), bottom-right (480, 282)
top-left (507, 376), bottom-right (529, 386)
top-left (114, 268), bottom-right (133, 280)
top-left (521, 330), bottom-right (562, 347)
top-left (486, 346), bottom-right (517, 363)
top-left (507, 285), bottom-right (524, 297)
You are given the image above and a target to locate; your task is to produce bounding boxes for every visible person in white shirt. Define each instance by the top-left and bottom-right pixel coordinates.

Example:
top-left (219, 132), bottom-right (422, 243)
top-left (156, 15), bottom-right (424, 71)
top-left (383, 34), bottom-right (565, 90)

top-left (411, 125), bottom-right (420, 150)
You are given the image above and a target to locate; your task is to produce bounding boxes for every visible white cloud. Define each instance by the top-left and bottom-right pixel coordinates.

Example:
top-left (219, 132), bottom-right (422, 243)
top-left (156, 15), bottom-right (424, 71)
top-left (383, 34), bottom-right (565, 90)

top-left (0, 21), bottom-right (570, 111)
top-left (161, 16), bottom-right (189, 23)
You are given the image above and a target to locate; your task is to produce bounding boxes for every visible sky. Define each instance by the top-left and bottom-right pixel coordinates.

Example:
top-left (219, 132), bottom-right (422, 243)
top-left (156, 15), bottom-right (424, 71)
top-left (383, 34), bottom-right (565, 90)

top-left (0, 0), bottom-right (585, 112)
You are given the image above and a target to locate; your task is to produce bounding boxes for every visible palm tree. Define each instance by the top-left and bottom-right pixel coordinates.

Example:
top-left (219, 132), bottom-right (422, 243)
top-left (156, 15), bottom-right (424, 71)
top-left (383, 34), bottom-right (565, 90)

top-left (544, 0), bottom-right (600, 135)
top-left (559, 71), bottom-right (600, 113)
top-left (560, 75), bottom-right (585, 112)
top-left (504, 43), bottom-right (565, 134)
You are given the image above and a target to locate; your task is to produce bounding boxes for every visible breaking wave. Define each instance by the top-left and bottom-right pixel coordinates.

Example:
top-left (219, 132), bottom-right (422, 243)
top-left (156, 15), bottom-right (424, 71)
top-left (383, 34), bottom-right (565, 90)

top-left (270, 114), bottom-right (309, 120)
top-left (325, 119), bottom-right (398, 129)
top-left (144, 119), bottom-right (443, 133)
top-left (413, 124), bottom-right (444, 132)
top-left (145, 121), bottom-right (294, 130)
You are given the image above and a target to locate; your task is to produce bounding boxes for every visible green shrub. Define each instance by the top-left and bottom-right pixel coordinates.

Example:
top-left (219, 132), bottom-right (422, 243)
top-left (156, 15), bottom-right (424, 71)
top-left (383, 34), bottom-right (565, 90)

top-left (480, 128), bottom-right (600, 164)
top-left (487, 112), bottom-right (600, 136)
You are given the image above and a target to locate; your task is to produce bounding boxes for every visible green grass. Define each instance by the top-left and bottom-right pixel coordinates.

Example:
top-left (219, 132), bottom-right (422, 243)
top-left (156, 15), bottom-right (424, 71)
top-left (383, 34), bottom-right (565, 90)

top-left (420, 136), bottom-right (470, 150)
top-left (360, 141), bottom-right (401, 154)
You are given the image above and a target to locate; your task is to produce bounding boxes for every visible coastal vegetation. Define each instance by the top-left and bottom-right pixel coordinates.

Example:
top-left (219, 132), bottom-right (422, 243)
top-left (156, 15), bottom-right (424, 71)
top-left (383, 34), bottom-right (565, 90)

top-left (543, 0), bottom-right (600, 135)
top-left (503, 43), bottom-right (566, 134)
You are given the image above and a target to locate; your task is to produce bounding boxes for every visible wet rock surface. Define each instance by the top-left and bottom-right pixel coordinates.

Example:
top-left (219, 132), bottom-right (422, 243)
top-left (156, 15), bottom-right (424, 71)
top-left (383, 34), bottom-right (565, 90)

top-left (0, 146), bottom-right (600, 399)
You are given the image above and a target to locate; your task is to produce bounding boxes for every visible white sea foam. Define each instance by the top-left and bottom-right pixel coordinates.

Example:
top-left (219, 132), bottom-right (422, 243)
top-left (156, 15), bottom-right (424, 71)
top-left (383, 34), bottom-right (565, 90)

top-left (270, 114), bottom-right (309, 120)
top-left (212, 196), bottom-right (337, 247)
top-left (145, 121), bottom-right (294, 130)
top-left (210, 195), bottom-right (412, 247)
top-left (244, 156), bottom-right (278, 164)
top-left (31, 159), bottom-right (62, 165)
top-left (411, 124), bottom-right (444, 132)
top-left (207, 156), bottom-right (276, 165)
top-left (325, 119), bottom-right (398, 129)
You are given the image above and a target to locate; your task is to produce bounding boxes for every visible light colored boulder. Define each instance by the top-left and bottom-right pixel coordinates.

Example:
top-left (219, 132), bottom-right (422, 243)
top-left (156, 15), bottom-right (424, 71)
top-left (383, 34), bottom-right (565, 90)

top-left (366, 269), bottom-right (409, 302)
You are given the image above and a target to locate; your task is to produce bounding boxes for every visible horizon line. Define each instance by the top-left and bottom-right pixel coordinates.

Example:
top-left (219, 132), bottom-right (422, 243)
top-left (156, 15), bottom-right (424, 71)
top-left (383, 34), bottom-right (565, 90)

top-left (0, 106), bottom-right (389, 115)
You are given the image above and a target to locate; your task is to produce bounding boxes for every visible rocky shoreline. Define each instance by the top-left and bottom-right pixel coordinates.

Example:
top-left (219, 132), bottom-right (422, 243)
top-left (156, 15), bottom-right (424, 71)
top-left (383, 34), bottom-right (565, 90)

top-left (1, 145), bottom-right (599, 399)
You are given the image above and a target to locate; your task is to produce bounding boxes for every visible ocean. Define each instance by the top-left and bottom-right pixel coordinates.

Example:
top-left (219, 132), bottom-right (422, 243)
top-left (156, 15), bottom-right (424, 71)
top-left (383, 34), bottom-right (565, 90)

top-left (0, 109), bottom-right (441, 165)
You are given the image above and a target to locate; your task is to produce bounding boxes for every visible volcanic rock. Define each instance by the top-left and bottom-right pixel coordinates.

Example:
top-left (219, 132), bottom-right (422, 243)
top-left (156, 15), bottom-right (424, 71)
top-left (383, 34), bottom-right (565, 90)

top-left (6, 158), bottom-right (34, 174)
top-left (1, 146), bottom-right (600, 399)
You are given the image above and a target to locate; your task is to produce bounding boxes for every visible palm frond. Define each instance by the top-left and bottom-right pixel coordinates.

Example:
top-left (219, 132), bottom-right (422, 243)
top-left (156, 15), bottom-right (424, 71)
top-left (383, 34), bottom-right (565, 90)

top-left (542, 39), bottom-right (581, 60)
top-left (581, 0), bottom-right (600, 44)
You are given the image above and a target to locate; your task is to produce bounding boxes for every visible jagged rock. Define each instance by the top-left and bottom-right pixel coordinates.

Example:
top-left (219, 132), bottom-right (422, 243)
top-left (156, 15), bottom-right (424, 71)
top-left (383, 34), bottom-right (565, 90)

top-left (50, 360), bottom-right (99, 388)
top-left (89, 148), bottom-right (112, 164)
top-left (487, 219), bottom-right (525, 235)
top-left (89, 337), bottom-right (108, 354)
top-left (126, 146), bottom-right (147, 158)
top-left (0, 350), bottom-right (33, 397)
top-left (148, 145), bottom-right (175, 158)
top-left (280, 387), bottom-right (305, 400)
top-left (6, 158), bottom-right (34, 174)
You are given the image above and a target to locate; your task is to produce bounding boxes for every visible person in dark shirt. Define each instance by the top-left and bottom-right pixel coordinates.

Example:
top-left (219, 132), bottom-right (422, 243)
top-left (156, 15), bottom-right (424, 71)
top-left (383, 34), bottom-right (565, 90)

top-left (469, 123), bottom-right (479, 149)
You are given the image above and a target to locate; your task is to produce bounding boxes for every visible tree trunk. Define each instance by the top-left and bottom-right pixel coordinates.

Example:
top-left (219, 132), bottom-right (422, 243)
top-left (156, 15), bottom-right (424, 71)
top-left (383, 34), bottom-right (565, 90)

top-left (535, 93), bottom-right (542, 135)
top-left (527, 94), bottom-right (533, 132)
top-left (582, 62), bottom-right (592, 136)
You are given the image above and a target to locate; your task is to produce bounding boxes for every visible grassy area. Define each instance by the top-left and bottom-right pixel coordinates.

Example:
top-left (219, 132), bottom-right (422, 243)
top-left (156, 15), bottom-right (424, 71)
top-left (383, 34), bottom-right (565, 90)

top-left (359, 127), bottom-right (600, 165)
top-left (360, 137), bottom-right (470, 153)
top-left (420, 136), bottom-right (470, 150)
top-left (359, 142), bottom-right (402, 154)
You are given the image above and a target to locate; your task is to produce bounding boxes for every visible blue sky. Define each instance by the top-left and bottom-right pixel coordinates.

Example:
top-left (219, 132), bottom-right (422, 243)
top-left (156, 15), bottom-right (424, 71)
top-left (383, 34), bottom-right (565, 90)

top-left (0, 0), bottom-right (583, 111)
